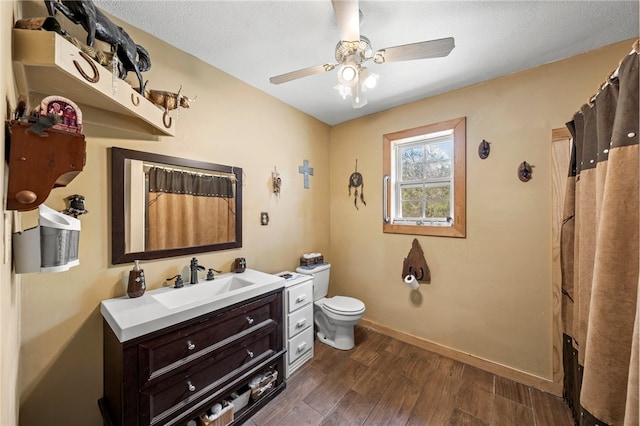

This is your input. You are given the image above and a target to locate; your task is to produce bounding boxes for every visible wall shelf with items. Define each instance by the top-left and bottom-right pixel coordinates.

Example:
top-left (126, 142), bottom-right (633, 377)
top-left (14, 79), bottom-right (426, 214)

top-left (12, 28), bottom-right (175, 137)
top-left (5, 120), bottom-right (85, 211)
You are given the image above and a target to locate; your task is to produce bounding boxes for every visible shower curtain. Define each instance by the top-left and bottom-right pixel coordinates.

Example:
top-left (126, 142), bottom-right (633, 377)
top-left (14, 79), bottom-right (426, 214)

top-left (561, 41), bottom-right (639, 426)
top-left (146, 167), bottom-right (236, 250)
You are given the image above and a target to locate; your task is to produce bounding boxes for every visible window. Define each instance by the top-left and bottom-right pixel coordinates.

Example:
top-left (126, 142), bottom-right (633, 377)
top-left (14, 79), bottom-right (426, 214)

top-left (383, 117), bottom-right (466, 237)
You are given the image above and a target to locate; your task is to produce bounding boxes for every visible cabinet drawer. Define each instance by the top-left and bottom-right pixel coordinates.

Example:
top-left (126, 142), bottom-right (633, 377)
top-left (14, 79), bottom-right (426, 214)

top-left (141, 330), bottom-right (275, 425)
top-left (138, 293), bottom-right (279, 385)
top-left (287, 281), bottom-right (313, 313)
top-left (288, 327), bottom-right (314, 365)
top-left (287, 304), bottom-right (313, 339)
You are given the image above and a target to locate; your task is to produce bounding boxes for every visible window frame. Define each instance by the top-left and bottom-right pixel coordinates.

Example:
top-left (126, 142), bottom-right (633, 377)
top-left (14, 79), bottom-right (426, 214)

top-left (383, 117), bottom-right (466, 238)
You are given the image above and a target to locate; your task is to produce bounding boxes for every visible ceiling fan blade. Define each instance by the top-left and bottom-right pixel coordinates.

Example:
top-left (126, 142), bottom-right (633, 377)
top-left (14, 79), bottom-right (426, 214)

top-left (269, 64), bottom-right (336, 85)
top-left (332, 0), bottom-right (360, 42)
top-left (374, 37), bottom-right (455, 64)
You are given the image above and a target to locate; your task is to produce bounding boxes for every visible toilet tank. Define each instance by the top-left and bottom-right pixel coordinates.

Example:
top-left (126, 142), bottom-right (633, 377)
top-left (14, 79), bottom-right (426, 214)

top-left (296, 263), bottom-right (331, 301)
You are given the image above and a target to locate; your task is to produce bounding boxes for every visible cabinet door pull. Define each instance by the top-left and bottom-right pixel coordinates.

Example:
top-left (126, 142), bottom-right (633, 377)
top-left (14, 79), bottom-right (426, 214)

top-left (297, 342), bottom-right (307, 353)
top-left (246, 349), bottom-right (254, 358)
top-left (187, 341), bottom-right (196, 351)
top-left (187, 381), bottom-right (196, 392)
top-left (246, 316), bottom-right (254, 325)
top-left (296, 295), bottom-right (306, 303)
top-left (296, 319), bottom-right (306, 328)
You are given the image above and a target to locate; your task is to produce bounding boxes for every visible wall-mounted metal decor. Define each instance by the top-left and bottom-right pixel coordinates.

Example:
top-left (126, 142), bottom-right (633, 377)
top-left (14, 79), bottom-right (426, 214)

top-left (62, 194), bottom-right (88, 218)
top-left (298, 160), bottom-right (314, 189)
top-left (518, 161), bottom-right (534, 182)
top-left (348, 159), bottom-right (366, 209)
top-left (478, 139), bottom-right (491, 159)
top-left (272, 167), bottom-right (282, 196)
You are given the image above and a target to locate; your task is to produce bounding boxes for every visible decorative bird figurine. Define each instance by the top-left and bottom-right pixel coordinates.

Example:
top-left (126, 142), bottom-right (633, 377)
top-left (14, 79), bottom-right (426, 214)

top-left (26, 114), bottom-right (61, 136)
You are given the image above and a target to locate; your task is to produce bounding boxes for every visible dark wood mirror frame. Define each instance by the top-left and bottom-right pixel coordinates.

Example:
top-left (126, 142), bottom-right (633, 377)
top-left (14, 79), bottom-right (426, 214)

top-left (110, 147), bottom-right (243, 265)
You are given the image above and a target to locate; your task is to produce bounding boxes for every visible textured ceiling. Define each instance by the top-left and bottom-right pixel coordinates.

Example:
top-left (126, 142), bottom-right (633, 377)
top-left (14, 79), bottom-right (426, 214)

top-left (94, 1), bottom-right (639, 125)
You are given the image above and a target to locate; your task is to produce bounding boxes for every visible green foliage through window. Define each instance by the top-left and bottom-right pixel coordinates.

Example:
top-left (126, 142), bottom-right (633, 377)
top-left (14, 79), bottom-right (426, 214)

top-left (383, 117), bottom-right (466, 238)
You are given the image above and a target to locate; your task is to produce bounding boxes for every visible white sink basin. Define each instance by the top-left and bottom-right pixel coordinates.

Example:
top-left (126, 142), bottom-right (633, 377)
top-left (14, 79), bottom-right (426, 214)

top-left (152, 275), bottom-right (255, 309)
top-left (100, 269), bottom-right (285, 342)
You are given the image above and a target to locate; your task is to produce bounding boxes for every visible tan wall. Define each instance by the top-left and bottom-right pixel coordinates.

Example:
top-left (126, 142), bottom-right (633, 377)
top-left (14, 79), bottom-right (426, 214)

top-left (15, 2), bottom-right (329, 425)
top-left (1, 1), bottom-right (22, 425)
top-left (329, 39), bottom-right (633, 381)
top-left (7, 0), bottom-right (635, 424)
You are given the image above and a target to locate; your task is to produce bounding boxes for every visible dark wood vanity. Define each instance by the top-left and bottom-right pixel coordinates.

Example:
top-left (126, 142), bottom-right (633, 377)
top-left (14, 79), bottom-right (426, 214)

top-left (99, 288), bottom-right (285, 426)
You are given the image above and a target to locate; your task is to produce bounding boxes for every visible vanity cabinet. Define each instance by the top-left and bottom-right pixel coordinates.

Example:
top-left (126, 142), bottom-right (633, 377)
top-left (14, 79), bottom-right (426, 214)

top-left (282, 274), bottom-right (314, 378)
top-left (100, 288), bottom-right (285, 426)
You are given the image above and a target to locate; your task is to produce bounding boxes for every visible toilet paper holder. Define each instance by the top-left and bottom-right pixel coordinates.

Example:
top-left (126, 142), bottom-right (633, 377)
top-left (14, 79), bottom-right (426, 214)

top-left (402, 238), bottom-right (431, 286)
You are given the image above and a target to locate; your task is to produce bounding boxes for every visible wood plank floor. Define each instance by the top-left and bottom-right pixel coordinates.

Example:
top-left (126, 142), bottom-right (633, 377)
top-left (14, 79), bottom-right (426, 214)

top-left (246, 326), bottom-right (574, 426)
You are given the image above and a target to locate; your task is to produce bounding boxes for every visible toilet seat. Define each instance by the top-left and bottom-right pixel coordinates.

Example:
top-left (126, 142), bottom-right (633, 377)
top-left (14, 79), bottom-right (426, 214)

top-left (322, 296), bottom-right (365, 315)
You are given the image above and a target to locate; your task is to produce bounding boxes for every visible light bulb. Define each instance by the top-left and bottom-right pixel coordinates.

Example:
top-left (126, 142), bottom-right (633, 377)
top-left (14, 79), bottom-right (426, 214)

top-left (360, 67), bottom-right (379, 91)
top-left (337, 64), bottom-right (358, 86)
top-left (334, 84), bottom-right (352, 100)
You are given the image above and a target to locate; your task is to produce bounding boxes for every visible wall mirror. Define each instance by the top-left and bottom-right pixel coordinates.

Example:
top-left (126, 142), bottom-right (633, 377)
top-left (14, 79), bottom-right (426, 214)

top-left (111, 147), bottom-right (242, 264)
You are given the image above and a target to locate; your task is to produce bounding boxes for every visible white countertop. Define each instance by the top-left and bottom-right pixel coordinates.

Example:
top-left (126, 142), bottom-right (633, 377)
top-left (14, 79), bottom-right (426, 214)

top-left (101, 269), bottom-right (285, 342)
top-left (274, 271), bottom-right (313, 288)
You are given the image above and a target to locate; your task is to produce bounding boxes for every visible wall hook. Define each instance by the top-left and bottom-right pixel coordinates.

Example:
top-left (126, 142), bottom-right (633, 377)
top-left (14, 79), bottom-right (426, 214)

top-left (478, 139), bottom-right (491, 159)
top-left (518, 161), bottom-right (534, 182)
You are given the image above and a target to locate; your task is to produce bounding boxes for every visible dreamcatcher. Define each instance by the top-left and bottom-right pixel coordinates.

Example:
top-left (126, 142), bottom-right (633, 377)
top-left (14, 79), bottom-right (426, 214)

top-left (348, 159), bottom-right (366, 210)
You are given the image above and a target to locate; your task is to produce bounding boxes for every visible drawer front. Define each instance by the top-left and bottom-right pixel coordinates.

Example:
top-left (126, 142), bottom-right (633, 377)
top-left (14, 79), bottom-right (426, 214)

top-left (288, 327), bottom-right (314, 365)
top-left (139, 293), bottom-right (280, 386)
top-left (141, 330), bottom-right (276, 425)
top-left (287, 281), bottom-right (313, 313)
top-left (287, 304), bottom-right (313, 339)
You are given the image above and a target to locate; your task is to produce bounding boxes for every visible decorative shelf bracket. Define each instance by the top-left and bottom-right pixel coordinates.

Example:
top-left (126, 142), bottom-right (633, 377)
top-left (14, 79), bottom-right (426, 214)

top-left (6, 121), bottom-right (86, 211)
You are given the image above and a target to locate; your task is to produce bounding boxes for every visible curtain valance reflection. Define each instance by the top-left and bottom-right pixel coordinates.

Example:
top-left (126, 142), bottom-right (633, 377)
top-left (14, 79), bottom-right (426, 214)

top-left (147, 167), bottom-right (234, 198)
top-left (146, 167), bottom-right (236, 251)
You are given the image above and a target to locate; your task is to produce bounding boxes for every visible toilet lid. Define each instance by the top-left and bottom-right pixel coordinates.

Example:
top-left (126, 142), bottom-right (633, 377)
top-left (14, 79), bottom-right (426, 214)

top-left (323, 296), bottom-right (365, 314)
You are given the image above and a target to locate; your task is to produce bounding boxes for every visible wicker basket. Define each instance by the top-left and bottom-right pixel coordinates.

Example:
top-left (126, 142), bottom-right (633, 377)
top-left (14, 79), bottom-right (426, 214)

top-left (250, 370), bottom-right (278, 402)
top-left (199, 401), bottom-right (234, 426)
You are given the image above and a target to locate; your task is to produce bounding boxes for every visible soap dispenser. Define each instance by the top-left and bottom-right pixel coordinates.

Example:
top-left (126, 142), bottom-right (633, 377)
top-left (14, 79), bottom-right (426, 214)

top-left (127, 260), bottom-right (146, 298)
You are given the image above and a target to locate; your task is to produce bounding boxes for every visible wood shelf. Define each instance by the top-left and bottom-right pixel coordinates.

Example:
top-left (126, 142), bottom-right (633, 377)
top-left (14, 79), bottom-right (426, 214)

top-left (5, 120), bottom-right (86, 211)
top-left (12, 29), bottom-right (175, 137)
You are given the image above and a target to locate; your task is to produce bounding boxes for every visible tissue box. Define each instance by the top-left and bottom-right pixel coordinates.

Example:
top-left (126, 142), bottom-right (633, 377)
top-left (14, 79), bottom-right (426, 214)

top-left (199, 401), bottom-right (233, 426)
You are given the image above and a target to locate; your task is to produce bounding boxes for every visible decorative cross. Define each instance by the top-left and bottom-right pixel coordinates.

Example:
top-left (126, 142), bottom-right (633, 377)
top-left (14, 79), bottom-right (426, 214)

top-left (298, 160), bottom-right (314, 189)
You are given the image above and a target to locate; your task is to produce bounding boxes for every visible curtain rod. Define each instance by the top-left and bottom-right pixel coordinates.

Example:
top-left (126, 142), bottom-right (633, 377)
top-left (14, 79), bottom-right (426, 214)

top-left (588, 39), bottom-right (639, 105)
top-left (144, 163), bottom-right (237, 181)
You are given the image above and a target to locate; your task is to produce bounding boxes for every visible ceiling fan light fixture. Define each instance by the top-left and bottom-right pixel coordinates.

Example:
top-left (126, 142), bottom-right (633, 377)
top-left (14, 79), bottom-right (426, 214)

top-left (337, 64), bottom-right (358, 85)
top-left (351, 80), bottom-right (368, 109)
top-left (335, 83), bottom-right (352, 100)
top-left (360, 67), bottom-right (379, 91)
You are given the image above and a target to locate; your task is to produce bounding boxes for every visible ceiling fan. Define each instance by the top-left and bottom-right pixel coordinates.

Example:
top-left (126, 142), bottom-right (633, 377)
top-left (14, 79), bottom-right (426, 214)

top-left (269, 0), bottom-right (455, 108)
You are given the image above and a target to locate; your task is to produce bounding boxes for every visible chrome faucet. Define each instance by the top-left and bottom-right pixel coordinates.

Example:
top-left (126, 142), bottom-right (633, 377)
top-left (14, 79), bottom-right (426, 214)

top-left (190, 257), bottom-right (205, 284)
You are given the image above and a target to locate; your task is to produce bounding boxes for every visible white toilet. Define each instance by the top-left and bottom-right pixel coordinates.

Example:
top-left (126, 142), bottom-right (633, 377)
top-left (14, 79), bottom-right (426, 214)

top-left (296, 263), bottom-right (365, 350)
